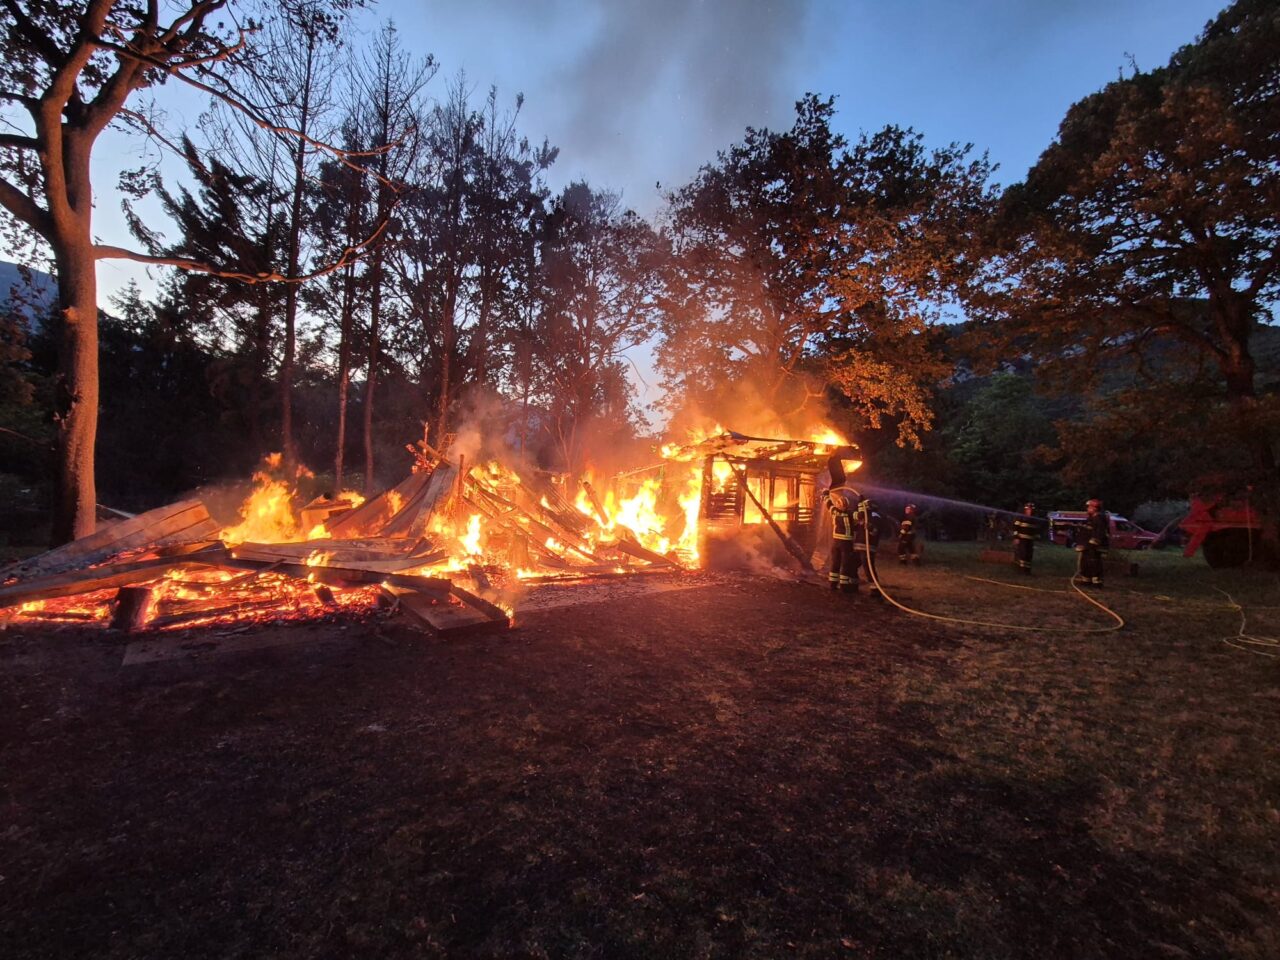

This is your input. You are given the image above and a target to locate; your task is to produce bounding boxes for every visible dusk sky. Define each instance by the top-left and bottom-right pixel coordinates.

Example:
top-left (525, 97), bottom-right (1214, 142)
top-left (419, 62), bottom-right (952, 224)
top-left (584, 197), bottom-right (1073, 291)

top-left (89, 0), bottom-right (1229, 405)
top-left (376, 0), bottom-right (1226, 212)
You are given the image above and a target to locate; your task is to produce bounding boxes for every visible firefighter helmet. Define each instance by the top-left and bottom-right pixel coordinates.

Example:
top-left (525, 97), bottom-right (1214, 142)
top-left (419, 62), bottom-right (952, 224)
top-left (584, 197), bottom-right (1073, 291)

top-left (1086, 498), bottom-right (1102, 511)
top-left (828, 486), bottom-right (859, 512)
top-left (1023, 502), bottom-right (1035, 513)
top-left (905, 503), bottom-right (918, 516)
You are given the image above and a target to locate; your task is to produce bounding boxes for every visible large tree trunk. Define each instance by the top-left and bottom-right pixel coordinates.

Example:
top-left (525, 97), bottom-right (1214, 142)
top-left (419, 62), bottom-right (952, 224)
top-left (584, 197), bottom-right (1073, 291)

top-left (51, 241), bottom-right (99, 544)
top-left (363, 258), bottom-right (383, 493)
top-left (436, 276), bottom-right (458, 443)
top-left (280, 47), bottom-right (315, 469)
top-left (334, 261), bottom-right (356, 490)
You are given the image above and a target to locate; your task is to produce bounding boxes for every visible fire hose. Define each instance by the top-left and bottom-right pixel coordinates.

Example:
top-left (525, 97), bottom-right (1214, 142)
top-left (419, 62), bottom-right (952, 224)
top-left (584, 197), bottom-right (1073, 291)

top-left (856, 503), bottom-right (1126, 634)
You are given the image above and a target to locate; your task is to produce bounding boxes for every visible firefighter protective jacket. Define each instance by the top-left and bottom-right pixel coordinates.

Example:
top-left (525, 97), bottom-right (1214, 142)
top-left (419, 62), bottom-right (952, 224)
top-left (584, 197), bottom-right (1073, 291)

top-left (1086, 512), bottom-right (1110, 548)
top-left (1013, 515), bottom-right (1037, 543)
top-left (854, 501), bottom-right (881, 552)
top-left (826, 493), bottom-right (854, 541)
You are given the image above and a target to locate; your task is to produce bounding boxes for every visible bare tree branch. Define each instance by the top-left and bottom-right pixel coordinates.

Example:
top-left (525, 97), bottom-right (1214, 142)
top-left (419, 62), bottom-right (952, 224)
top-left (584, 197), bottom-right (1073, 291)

top-left (0, 175), bottom-right (51, 238)
top-left (88, 32), bottom-right (405, 190)
top-left (92, 211), bottom-right (394, 283)
top-left (0, 132), bottom-right (39, 151)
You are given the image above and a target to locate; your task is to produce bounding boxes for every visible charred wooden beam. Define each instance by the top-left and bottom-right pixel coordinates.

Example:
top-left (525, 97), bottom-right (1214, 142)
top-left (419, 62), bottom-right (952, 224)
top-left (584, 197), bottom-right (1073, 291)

top-left (448, 584), bottom-right (510, 623)
top-left (728, 464), bottom-right (814, 573)
top-left (325, 472), bottom-right (429, 538)
top-left (2, 500), bottom-right (219, 582)
top-left (580, 479), bottom-right (609, 527)
top-left (0, 545), bottom-right (224, 608)
top-left (109, 586), bottom-right (155, 633)
top-left (611, 536), bottom-right (680, 568)
top-left (382, 585), bottom-right (509, 638)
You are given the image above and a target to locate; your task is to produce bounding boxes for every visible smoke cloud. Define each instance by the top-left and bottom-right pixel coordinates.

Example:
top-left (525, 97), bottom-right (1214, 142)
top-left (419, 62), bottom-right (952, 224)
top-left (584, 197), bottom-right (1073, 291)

top-left (410, 0), bottom-right (814, 210)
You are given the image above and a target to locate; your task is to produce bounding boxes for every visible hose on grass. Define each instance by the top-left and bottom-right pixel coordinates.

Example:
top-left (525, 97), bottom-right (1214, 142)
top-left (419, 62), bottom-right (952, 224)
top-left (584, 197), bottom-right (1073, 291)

top-left (857, 518), bottom-right (1125, 633)
top-left (1215, 588), bottom-right (1280, 658)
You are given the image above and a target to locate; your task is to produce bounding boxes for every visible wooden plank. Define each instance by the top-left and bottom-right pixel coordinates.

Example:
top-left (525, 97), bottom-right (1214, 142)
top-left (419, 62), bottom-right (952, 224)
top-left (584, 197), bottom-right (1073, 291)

top-left (382, 463), bottom-right (458, 538)
top-left (326, 473), bottom-right (429, 538)
top-left (234, 540), bottom-right (417, 565)
top-left (1, 500), bottom-right (218, 581)
top-left (579, 479), bottom-right (609, 527)
top-left (208, 550), bottom-right (454, 596)
top-left (147, 598), bottom-right (284, 630)
top-left (612, 536), bottom-right (681, 568)
top-left (386, 586), bottom-right (508, 637)
top-left (468, 483), bottom-right (603, 564)
top-left (0, 548), bottom-right (221, 608)
top-left (514, 567), bottom-right (674, 585)
top-left (448, 584), bottom-right (511, 624)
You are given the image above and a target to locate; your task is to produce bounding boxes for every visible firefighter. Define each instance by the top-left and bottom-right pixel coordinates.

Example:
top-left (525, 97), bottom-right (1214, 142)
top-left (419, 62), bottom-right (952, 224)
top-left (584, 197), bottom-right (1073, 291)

top-left (854, 497), bottom-right (885, 599)
top-left (1075, 497), bottom-right (1109, 587)
top-left (898, 504), bottom-right (922, 564)
top-left (825, 485), bottom-right (860, 592)
top-left (1012, 502), bottom-right (1037, 575)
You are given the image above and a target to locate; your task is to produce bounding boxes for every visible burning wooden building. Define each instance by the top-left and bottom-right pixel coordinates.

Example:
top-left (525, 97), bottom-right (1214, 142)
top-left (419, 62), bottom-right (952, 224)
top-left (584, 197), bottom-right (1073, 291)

top-left (0, 427), bottom-right (859, 636)
top-left (657, 430), bottom-right (863, 569)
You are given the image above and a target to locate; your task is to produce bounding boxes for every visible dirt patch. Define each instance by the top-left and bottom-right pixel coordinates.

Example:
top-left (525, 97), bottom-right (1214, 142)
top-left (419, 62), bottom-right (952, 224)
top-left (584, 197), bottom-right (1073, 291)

top-left (1, 566), bottom-right (1278, 958)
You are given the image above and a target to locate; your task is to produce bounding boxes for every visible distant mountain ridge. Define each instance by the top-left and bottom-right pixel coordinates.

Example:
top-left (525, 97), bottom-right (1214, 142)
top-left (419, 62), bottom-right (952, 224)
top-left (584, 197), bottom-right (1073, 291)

top-left (0, 261), bottom-right (56, 328)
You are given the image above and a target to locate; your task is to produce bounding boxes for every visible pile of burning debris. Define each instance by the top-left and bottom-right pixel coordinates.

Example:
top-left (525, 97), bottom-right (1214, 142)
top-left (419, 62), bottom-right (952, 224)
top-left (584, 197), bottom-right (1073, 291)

top-left (0, 428), bottom-right (859, 637)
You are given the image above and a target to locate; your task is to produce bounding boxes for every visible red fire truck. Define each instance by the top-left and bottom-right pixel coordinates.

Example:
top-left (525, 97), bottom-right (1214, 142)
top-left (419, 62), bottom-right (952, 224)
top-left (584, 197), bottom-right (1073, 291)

top-left (1180, 495), bottom-right (1265, 567)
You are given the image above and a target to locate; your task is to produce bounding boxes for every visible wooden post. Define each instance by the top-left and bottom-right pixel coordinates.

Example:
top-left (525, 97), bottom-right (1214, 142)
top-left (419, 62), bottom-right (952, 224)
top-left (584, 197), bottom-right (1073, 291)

top-left (729, 463), bottom-right (814, 572)
top-left (580, 479), bottom-right (609, 527)
top-left (110, 586), bottom-right (154, 632)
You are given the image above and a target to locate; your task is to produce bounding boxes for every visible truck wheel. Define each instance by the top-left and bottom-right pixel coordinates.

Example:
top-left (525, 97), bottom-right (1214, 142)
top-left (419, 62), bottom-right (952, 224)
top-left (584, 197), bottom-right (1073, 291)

top-left (1202, 529), bottom-right (1255, 568)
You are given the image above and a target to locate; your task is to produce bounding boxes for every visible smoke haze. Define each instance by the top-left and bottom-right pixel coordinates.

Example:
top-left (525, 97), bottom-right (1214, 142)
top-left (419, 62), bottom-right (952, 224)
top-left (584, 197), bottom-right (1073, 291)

top-left (400, 0), bottom-right (813, 211)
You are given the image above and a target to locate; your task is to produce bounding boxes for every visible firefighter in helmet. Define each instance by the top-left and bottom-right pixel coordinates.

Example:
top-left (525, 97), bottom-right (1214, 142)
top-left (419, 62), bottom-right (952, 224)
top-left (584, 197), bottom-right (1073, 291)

top-left (898, 504), bottom-right (922, 565)
top-left (1012, 502), bottom-right (1037, 575)
top-left (1075, 497), bottom-right (1109, 587)
top-left (825, 484), bottom-right (860, 592)
top-left (853, 496), bottom-right (885, 599)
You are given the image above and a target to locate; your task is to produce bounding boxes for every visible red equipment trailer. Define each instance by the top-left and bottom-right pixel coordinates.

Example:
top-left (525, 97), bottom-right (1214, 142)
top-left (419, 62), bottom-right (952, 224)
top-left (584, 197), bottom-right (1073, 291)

top-left (1181, 495), bottom-right (1264, 567)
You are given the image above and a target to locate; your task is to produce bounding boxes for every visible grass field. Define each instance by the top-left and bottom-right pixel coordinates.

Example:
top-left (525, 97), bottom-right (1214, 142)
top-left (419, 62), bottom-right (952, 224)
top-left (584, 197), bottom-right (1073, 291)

top-left (2, 545), bottom-right (1278, 958)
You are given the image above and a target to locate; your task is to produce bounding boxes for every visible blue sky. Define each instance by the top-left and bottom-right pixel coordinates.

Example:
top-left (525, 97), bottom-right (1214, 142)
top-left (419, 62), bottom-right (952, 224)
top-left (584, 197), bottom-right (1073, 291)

top-left (371, 0), bottom-right (1227, 211)
top-left (86, 0), bottom-right (1228, 404)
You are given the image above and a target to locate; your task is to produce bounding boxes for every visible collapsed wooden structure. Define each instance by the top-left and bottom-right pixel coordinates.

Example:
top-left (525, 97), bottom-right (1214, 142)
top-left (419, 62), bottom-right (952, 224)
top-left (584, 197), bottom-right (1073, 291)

top-left (0, 448), bottom-right (682, 638)
top-left (1, 430), bottom-right (854, 635)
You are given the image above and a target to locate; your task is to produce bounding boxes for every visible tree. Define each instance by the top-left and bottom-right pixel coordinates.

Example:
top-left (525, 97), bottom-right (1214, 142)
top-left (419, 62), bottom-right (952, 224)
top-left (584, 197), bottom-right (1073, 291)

top-left (310, 115), bottom-right (371, 490)
top-left (260, 0), bottom-right (348, 468)
top-left (138, 136), bottom-right (287, 454)
top-left (949, 373), bottom-right (1068, 510)
top-left (352, 21), bottom-right (433, 491)
top-left (971, 1), bottom-right (1280, 522)
top-left (0, 1), bottom-right (387, 541)
top-left (661, 95), bottom-right (993, 445)
top-left (532, 182), bottom-right (665, 473)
